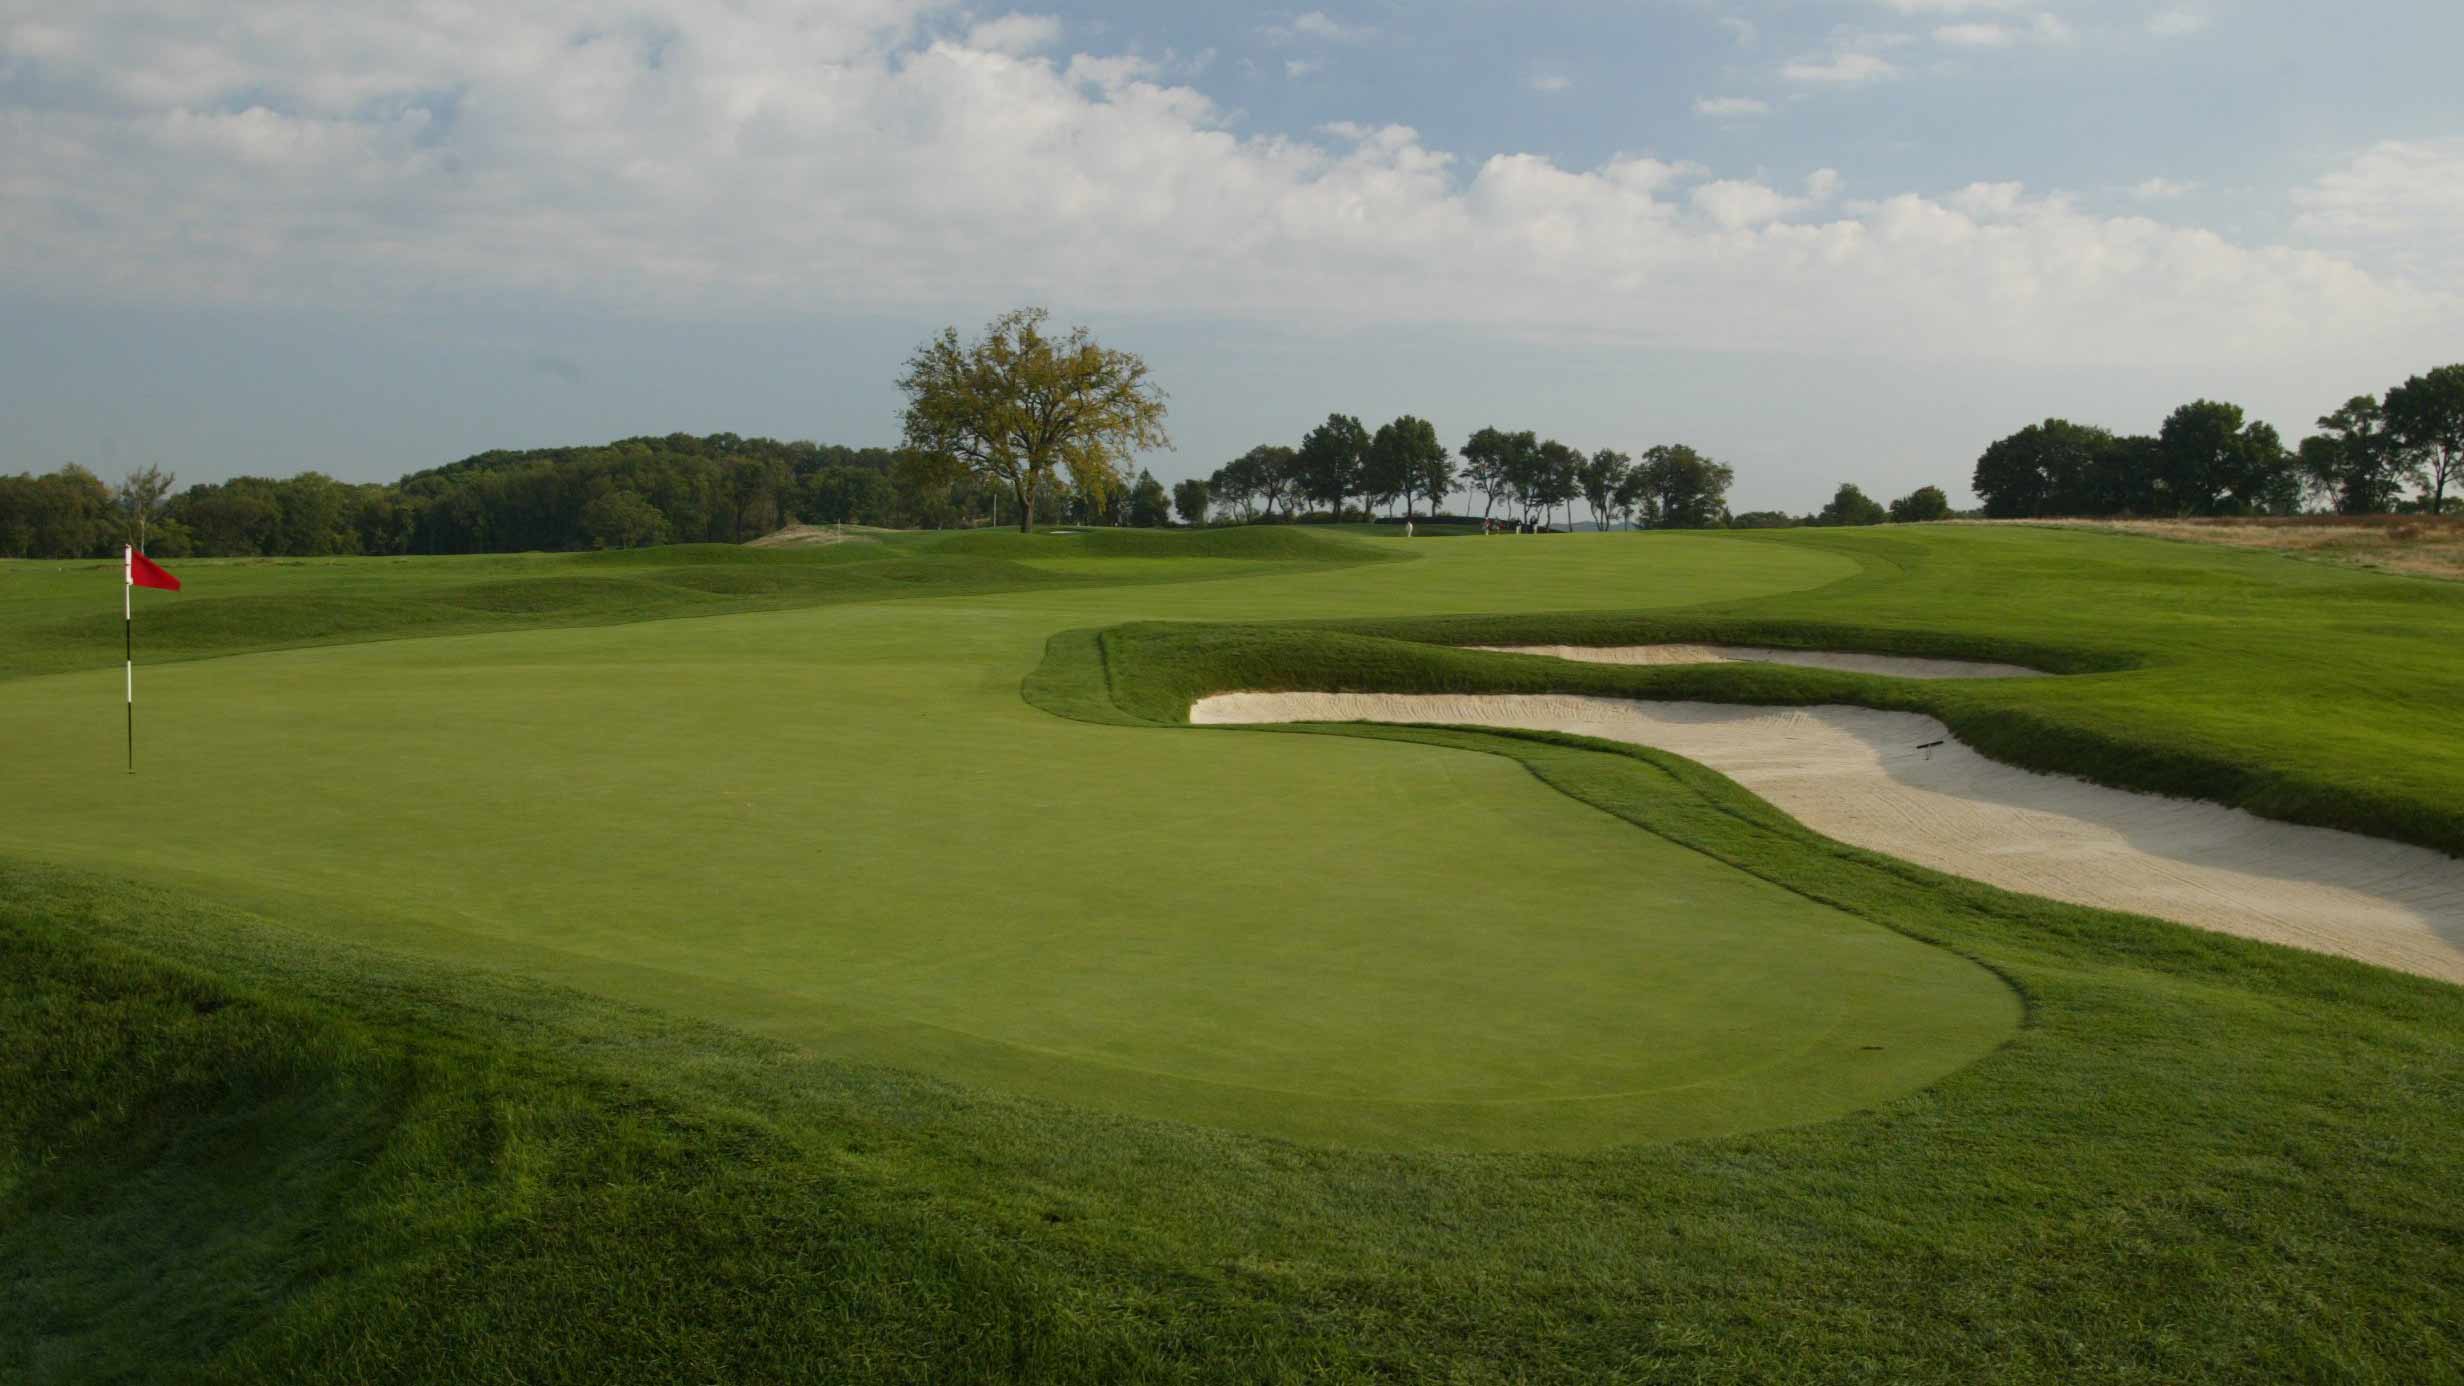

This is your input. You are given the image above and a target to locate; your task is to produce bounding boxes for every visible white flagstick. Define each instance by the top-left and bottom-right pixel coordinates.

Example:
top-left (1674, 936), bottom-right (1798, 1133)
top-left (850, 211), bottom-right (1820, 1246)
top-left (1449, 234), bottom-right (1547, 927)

top-left (124, 544), bottom-right (135, 774)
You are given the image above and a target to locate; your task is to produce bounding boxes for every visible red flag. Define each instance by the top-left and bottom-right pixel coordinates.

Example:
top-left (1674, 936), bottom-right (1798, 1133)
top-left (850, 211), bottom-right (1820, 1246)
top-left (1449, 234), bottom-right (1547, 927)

top-left (129, 549), bottom-right (181, 591)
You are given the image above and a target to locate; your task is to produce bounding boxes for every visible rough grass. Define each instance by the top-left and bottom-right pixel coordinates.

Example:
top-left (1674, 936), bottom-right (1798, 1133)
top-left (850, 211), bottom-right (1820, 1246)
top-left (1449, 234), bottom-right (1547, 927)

top-left (1984, 515), bottom-right (2464, 581)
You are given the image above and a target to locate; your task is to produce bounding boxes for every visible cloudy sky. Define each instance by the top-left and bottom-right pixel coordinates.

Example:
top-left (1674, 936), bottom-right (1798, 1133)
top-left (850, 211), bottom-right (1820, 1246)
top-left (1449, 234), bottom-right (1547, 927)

top-left (3, 0), bottom-right (2459, 510)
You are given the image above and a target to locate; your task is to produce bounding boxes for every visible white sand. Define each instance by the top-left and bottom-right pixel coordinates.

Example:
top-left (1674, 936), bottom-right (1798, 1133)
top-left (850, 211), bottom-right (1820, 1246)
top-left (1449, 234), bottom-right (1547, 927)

top-left (1472, 644), bottom-right (2046, 680)
top-left (743, 524), bottom-right (878, 549)
top-left (1192, 692), bottom-right (2464, 985)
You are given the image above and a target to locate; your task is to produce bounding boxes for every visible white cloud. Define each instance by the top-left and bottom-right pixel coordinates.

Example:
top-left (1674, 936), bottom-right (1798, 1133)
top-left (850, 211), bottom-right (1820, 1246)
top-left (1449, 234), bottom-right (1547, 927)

top-left (964, 12), bottom-right (1060, 56)
top-left (1782, 52), bottom-right (1901, 84)
top-left (1934, 22), bottom-right (2017, 46)
top-left (1284, 57), bottom-right (1321, 79)
top-left (2131, 177), bottom-right (2195, 200)
top-left (2292, 137), bottom-right (2464, 280)
top-left (1879, 0), bottom-right (2021, 11)
top-left (1263, 11), bottom-right (1376, 45)
top-left (2147, 7), bottom-right (2211, 37)
top-left (1934, 14), bottom-right (2074, 47)
top-left (1530, 74), bottom-right (1571, 94)
top-left (1694, 96), bottom-right (1771, 117)
top-left (0, 0), bottom-right (2441, 374)
top-left (1718, 17), bottom-right (1758, 46)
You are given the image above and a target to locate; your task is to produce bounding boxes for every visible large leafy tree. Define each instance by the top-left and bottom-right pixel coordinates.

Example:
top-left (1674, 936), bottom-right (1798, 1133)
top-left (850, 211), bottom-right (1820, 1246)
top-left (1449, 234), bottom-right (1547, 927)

top-left (2156, 400), bottom-right (2297, 516)
top-left (1172, 477), bottom-right (1210, 526)
top-left (2299, 396), bottom-right (2415, 515)
top-left (579, 490), bottom-right (667, 548)
top-left (1241, 444), bottom-right (1301, 519)
top-left (1207, 452), bottom-right (1258, 521)
top-left (1887, 485), bottom-right (1951, 523)
top-left (1819, 483), bottom-right (1888, 527)
top-left (1632, 444), bottom-right (1734, 529)
top-left (1579, 449), bottom-right (1631, 529)
top-left (1128, 469), bottom-right (1172, 527)
top-left (1295, 414), bottom-right (1370, 520)
top-left (1529, 440), bottom-right (1582, 530)
top-left (898, 308), bottom-right (1170, 532)
top-left (1459, 427), bottom-right (1532, 521)
top-left (2385, 365), bottom-right (2464, 514)
top-left (1970, 419), bottom-right (2118, 518)
top-left (1365, 416), bottom-right (1446, 519)
top-left (1416, 443), bottom-right (1457, 519)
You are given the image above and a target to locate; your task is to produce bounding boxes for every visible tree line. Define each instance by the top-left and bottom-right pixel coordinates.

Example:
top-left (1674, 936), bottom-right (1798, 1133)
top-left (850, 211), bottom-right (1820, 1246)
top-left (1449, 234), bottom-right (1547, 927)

top-left (1186, 417), bottom-right (1739, 531)
top-left (0, 434), bottom-right (1029, 560)
top-left (1970, 365), bottom-right (2464, 520)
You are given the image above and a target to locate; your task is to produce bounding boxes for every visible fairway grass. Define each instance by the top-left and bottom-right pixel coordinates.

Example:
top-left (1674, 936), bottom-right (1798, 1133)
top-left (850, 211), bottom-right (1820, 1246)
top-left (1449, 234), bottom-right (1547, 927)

top-left (7, 523), bottom-right (2464, 1380)
top-left (0, 531), bottom-right (1967, 1151)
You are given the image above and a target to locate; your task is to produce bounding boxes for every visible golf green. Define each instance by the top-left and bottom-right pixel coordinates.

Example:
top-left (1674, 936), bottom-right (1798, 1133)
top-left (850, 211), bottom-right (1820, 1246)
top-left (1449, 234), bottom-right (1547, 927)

top-left (0, 531), bottom-right (2016, 1151)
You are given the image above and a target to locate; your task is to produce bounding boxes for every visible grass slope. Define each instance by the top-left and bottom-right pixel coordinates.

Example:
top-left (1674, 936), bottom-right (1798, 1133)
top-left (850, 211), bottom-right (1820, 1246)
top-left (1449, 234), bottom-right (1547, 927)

top-left (1085, 524), bottom-right (2464, 856)
top-left (0, 526), bottom-right (1383, 684)
top-left (6, 523), bottom-right (2464, 1380)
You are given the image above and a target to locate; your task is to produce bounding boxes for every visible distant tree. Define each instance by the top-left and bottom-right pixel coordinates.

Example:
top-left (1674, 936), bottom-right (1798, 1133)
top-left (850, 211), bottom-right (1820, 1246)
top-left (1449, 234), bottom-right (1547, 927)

top-left (1528, 440), bottom-right (1582, 530)
top-left (1366, 416), bottom-right (1445, 518)
top-left (2384, 365), bottom-right (2464, 515)
top-left (1459, 427), bottom-right (1527, 522)
top-left (1970, 419), bottom-right (2122, 517)
top-left (1245, 444), bottom-right (1301, 519)
top-left (116, 465), bottom-right (176, 550)
top-left (1818, 483), bottom-right (1888, 527)
top-left (171, 477), bottom-right (281, 555)
top-left (1295, 414), bottom-right (1370, 520)
top-left (1129, 469), bottom-right (1172, 527)
top-left (1206, 454), bottom-right (1257, 521)
top-left (805, 465), bottom-right (894, 525)
top-left (2, 465), bottom-right (116, 557)
top-left (1633, 445), bottom-right (1734, 529)
top-left (1728, 510), bottom-right (1799, 530)
top-left (891, 449), bottom-right (969, 529)
top-left (579, 490), bottom-right (668, 548)
top-left (1887, 485), bottom-right (1951, 523)
top-left (1171, 476), bottom-right (1210, 526)
top-left (1580, 449), bottom-right (1631, 529)
top-left (2298, 396), bottom-right (2415, 515)
top-left (2156, 400), bottom-right (2297, 515)
top-left (898, 307), bottom-right (1171, 532)
top-left (1416, 442), bottom-right (1457, 519)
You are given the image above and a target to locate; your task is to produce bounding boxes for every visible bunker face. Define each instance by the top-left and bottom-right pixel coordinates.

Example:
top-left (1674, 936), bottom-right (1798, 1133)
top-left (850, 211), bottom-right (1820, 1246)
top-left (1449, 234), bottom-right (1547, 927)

top-left (1473, 644), bottom-right (2048, 680)
top-left (1193, 693), bottom-right (2464, 984)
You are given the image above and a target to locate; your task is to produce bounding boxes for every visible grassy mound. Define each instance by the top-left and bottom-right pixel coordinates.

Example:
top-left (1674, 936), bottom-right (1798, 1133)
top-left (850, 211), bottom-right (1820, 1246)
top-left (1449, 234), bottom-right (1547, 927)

top-left (0, 527), bottom-right (1380, 684)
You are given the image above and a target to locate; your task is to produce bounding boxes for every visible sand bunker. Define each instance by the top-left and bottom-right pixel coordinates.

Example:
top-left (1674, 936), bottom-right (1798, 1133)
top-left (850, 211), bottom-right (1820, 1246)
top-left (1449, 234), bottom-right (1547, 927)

top-left (1473, 644), bottom-right (2046, 680)
top-left (744, 524), bottom-right (880, 549)
top-left (1192, 693), bottom-right (2464, 985)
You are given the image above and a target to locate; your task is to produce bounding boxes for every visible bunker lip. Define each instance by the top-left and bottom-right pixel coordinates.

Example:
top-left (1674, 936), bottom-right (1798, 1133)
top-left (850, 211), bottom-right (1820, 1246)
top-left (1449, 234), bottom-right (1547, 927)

top-left (1470, 644), bottom-right (2048, 680)
top-left (1193, 692), bottom-right (2464, 986)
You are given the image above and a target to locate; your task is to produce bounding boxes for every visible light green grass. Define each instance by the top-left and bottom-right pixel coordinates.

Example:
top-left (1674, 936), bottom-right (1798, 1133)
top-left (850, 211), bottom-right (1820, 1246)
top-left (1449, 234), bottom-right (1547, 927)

top-left (6, 523), bottom-right (2464, 1381)
top-left (0, 529), bottom-right (1949, 1151)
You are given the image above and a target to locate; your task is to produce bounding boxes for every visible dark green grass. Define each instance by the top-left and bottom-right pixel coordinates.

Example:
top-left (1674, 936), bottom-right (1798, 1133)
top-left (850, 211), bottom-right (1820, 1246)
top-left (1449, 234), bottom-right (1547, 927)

top-left (9, 697), bottom-right (2462, 1381)
top-left (11, 523), bottom-right (2464, 1380)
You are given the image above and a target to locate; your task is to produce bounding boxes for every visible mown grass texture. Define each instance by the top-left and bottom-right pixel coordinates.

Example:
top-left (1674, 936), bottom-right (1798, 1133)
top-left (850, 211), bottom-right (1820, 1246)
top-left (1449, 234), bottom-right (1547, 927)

top-left (5, 521), bottom-right (2464, 1381)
